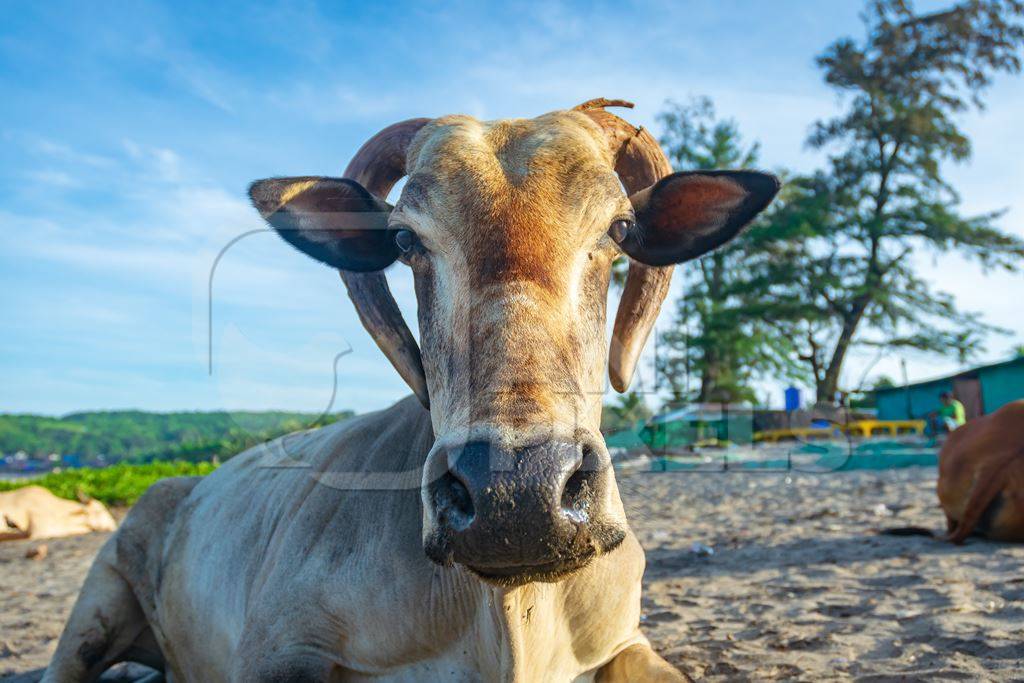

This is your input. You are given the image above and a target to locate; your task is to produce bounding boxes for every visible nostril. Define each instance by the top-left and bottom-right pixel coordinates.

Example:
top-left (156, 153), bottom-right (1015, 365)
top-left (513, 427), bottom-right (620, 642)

top-left (434, 471), bottom-right (475, 531)
top-left (561, 444), bottom-right (597, 524)
top-left (561, 470), bottom-right (591, 523)
top-left (448, 474), bottom-right (473, 516)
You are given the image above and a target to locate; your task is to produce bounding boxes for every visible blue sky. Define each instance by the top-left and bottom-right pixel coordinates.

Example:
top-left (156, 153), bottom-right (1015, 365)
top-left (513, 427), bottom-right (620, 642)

top-left (2, 0), bottom-right (1022, 415)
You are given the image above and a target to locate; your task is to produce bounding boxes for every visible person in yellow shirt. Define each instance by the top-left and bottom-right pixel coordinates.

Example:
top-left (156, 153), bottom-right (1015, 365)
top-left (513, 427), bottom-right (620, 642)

top-left (932, 391), bottom-right (966, 433)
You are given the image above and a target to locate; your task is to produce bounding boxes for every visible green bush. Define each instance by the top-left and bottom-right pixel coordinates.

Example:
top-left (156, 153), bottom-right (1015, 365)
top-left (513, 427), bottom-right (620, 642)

top-left (0, 461), bottom-right (218, 506)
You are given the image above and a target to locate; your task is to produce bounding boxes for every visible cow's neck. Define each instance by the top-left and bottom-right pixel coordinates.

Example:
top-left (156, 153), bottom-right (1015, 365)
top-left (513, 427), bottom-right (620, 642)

top-left (462, 581), bottom-right (579, 682)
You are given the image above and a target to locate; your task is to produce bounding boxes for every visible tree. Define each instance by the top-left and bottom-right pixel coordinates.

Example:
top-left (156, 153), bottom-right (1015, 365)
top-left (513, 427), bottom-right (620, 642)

top-left (654, 98), bottom-right (801, 405)
top-left (756, 0), bottom-right (1024, 404)
top-left (0, 411), bottom-right (354, 463)
top-left (600, 391), bottom-right (653, 434)
top-left (873, 375), bottom-right (897, 389)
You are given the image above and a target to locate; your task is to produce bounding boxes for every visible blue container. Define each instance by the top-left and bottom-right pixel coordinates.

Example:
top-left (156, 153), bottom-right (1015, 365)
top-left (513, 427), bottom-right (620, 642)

top-left (784, 386), bottom-right (801, 412)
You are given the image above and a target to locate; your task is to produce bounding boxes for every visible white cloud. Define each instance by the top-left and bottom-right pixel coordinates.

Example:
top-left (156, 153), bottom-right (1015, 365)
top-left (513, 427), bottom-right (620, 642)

top-left (123, 140), bottom-right (184, 182)
top-left (24, 169), bottom-right (82, 188)
top-left (267, 82), bottom-right (403, 124)
top-left (132, 33), bottom-right (238, 113)
top-left (30, 137), bottom-right (116, 168)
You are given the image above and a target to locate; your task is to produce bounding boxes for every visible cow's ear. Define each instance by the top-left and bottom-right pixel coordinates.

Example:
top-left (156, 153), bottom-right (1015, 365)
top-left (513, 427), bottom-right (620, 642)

top-left (619, 171), bottom-right (780, 266)
top-left (249, 176), bottom-right (398, 272)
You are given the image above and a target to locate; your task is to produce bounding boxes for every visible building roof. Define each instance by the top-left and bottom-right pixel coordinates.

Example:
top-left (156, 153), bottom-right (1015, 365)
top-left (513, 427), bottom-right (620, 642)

top-left (875, 355), bottom-right (1024, 394)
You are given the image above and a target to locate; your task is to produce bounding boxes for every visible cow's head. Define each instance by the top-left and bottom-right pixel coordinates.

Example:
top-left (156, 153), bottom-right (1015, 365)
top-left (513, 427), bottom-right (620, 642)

top-left (250, 99), bottom-right (778, 585)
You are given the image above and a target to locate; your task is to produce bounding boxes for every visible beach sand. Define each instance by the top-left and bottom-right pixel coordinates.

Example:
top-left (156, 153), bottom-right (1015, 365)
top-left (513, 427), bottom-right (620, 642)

top-left (2, 466), bottom-right (1022, 680)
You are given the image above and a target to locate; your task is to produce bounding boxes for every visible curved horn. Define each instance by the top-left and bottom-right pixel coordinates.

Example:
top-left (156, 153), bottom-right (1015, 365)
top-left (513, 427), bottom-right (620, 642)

top-left (575, 99), bottom-right (675, 392)
top-left (341, 118), bottom-right (431, 408)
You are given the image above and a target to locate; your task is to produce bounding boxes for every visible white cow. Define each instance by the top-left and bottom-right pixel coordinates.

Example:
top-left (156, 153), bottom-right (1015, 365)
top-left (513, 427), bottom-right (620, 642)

top-left (45, 99), bottom-right (778, 681)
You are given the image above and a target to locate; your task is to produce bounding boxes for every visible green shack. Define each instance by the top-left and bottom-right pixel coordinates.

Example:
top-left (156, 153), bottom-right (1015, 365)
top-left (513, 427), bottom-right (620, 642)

top-left (875, 355), bottom-right (1024, 421)
top-left (639, 405), bottom-right (755, 451)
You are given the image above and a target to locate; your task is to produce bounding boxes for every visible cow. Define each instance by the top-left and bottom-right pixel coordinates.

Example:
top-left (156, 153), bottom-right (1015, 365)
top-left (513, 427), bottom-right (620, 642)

top-left (0, 485), bottom-right (116, 541)
top-left (44, 99), bottom-right (779, 682)
top-left (939, 399), bottom-right (1024, 543)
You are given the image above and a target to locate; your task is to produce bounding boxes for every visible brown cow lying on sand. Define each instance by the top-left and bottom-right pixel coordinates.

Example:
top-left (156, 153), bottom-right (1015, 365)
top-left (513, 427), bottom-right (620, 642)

top-left (0, 486), bottom-right (117, 541)
top-left (938, 400), bottom-right (1024, 543)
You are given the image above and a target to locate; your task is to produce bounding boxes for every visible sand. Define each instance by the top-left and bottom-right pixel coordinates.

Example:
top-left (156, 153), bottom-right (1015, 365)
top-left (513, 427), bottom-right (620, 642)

top-left (3, 466), bottom-right (1022, 681)
top-left (620, 468), bottom-right (1024, 680)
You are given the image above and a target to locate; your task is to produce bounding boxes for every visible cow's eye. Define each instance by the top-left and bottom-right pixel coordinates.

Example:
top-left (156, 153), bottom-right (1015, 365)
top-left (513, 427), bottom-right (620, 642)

top-left (608, 219), bottom-right (634, 243)
top-left (394, 228), bottom-right (418, 253)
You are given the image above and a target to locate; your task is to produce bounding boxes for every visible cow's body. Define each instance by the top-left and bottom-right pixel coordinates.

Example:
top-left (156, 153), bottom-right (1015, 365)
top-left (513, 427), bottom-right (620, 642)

top-left (938, 399), bottom-right (1024, 543)
top-left (0, 486), bottom-right (116, 541)
top-left (47, 100), bottom-right (779, 681)
top-left (45, 398), bottom-right (655, 682)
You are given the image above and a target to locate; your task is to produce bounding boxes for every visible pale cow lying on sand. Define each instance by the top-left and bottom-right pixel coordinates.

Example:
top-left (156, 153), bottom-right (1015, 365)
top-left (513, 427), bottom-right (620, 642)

top-left (0, 486), bottom-right (116, 541)
top-left (45, 99), bottom-right (779, 681)
top-left (939, 400), bottom-right (1024, 543)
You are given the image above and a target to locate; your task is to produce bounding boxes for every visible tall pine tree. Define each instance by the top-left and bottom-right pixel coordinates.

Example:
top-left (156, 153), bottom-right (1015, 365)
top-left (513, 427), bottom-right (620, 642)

top-left (756, 0), bottom-right (1024, 404)
top-left (655, 98), bottom-right (799, 405)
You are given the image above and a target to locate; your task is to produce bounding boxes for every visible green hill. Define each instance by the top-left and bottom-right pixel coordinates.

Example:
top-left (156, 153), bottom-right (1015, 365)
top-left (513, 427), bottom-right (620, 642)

top-left (0, 410), bottom-right (355, 464)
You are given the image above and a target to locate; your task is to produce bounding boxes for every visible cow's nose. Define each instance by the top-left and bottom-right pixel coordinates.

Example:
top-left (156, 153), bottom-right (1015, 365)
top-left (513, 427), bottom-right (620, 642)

top-left (428, 439), bottom-right (606, 577)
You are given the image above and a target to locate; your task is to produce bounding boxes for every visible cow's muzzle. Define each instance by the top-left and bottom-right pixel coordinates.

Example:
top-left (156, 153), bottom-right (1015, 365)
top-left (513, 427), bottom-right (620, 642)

top-left (423, 438), bottom-right (624, 585)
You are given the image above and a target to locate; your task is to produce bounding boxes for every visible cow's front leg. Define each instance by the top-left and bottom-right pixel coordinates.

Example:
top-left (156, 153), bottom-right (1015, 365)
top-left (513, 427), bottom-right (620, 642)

top-left (43, 539), bottom-right (158, 683)
top-left (596, 643), bottom-right (689, 682)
